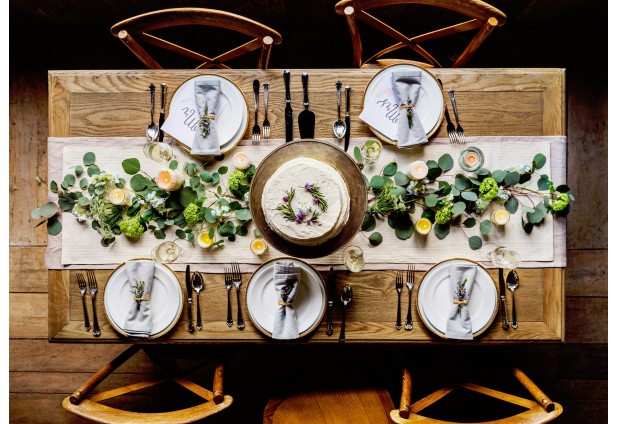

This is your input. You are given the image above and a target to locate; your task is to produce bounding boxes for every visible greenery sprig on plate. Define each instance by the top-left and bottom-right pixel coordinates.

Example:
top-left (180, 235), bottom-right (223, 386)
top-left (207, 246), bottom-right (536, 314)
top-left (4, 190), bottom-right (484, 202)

top-left (31, 152), bottom-right (254, 249)
top-left (357, 152), bottom-right (573, 250)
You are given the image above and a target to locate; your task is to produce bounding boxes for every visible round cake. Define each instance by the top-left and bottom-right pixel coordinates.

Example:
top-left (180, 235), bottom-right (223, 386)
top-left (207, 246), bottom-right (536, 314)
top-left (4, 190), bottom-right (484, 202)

top-left (261, 157), bottom-right (350, 246)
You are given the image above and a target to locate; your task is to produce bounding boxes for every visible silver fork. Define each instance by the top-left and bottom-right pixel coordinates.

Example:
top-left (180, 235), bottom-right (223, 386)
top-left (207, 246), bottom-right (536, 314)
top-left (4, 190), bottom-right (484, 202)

top-left (448, 89), bottom-right (465, 143)
top-left (231, 262), bottom-right (245, 330)
top-left (252, 79), bottom-right (261, 144)
top-left (76, 273), bottom-right (91, 332)
top-left (437, 79), bottom-right (457, 143)
top-left (224, 268), bottom-right (233, 327)
top-left (395, 271), bottom-right (403, 330)
top-left (404, 265), bottom-right (414, 331)
top-left (262, 82), bottom-right (270, 139)
top-left (86, 270), bottom-right (101, 337)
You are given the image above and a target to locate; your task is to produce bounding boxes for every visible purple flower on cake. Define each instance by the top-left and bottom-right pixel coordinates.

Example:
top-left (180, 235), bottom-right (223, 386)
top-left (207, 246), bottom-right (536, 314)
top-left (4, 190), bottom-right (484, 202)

top-left (306, 218), bottom-right (313, 225)
top-left (313, 197), bottom-right (318, 204)
top-left (305, 183), bottom-right (311, 190)
top-left (282, 195), bottom-right (289, 202)
top-left (296, 212), bottom-right (304, 219)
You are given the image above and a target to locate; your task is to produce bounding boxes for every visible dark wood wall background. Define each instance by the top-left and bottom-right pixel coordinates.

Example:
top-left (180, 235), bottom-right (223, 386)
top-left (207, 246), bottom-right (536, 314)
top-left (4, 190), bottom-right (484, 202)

top-left (9, 0), bottom-right (607, 422)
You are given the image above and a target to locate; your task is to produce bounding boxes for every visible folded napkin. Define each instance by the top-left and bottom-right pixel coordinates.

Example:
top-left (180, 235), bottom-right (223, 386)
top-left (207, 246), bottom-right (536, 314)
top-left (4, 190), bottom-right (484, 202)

top-left (272, 261), bottom-right (301, 340)
top-left (191, 79), bottom-right (221, 156)
top-left (123, 260), bottom-right (155, 338)
top-left (391, 71), bottom-right (428, 148)
top-left (445, 264), bottom-right (477, 340)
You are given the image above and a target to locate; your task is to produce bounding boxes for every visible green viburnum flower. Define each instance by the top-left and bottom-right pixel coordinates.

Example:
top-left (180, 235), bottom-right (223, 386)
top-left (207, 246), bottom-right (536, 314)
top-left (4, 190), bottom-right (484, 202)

top-left (183, 203), bottom-right (200, 225)
top-left (435, 207), bottom-right (452, 225)
top-left (119, 217), bottom-right (145, 238)
top-left (479, 177), bottom-right (498, 201)
top-left (551, 193), bottom-right (569, 212)
top-left (229, 169), bottom-right (250, 198)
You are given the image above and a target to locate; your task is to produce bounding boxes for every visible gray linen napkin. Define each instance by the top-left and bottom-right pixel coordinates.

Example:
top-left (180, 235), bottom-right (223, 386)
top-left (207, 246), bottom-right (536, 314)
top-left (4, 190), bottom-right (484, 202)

top-left (391, 71), bottom-right (428, 148)
top-left (445, 264), bottom-right (477, 340)
top-left (191, 79), bottom-right (221, 156)
top-left (272, 261), bottom-right (301, 340)
top-left (123, 260), bottom-right (155, 338)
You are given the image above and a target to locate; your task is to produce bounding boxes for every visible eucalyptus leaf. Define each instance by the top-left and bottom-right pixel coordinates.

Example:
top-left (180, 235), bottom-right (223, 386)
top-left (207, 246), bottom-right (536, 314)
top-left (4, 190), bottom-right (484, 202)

top-left (165, 219), bottom-right (175, 226)
top-left (556, 184), bottom-right (571, 193)
top-left (179, 186), bottom-right (198, 207)
top-left (47, 218), bottom-right (62, 236)
top-left (219, 222), bottom-right (235, 237)
top-left (369, 175), bottom-right (386, 189)
top-left (169, 160), bottom-right (178, 170)
top-left (461, 191), bottom-right (478, 201)
top-left (200, 171), bottom-right (213, 183)
top-left (361, 213), bottom-right (376, 231)
top-left (533, 153), bottom-right (547, 170)
top-left (121, 158), bottom-right (141, 175)
top-left (130, 174), bottom-right (148, 191)
top-left (254, 228), bottom-right (262, 238)
top-left (438, 154), bottom-right (454, 171)
top-left (190, 176), bottom-right (201, 188)
top-left (426, 160), bottom-right (439, 169)
top-left (519, 173), bottom-right (531, 184)
top-left (463, 217), bottom-right (476, 228)
top-left (527, 202), bottom-right (546, 224)
top-left (480, 219), bottom-right (493, 235)
top-left (368, 232), bottom-right (383, 246)
top-left (50, 181), bottom-right (58, 193)
top-left (101, 237), bottom-right (115, 247)
top-left (521, 216), bottom-right (534, 234)
top-left (211, 172), bottom-right (220, 185)
top-left (154, 230), bottom-right (166, 239)
top-left (390, 186), bottom-right (407, 199)
top-left (354, 146), bottom-right (362, 163)
top-left (218, 166), bottom-right (228, 175)
top-left (468, 177), bottom-right (482, 186)
top-left (79, 178), bottom-right (88, 190)
top-left (237, 225), bottom-right (248, 236)
top-left (235, 208), bottom-right (251, 221)
top-left (184, 162), bottom-right (198, 176)
top-left (504, 171), bottom-right (520, 186)
top-left (538, 175), bottom-right (550, 190)
top-left (425, 194), bottom-right (438, 208)
top-left (31, 208), bottom-right (42, 219)
top-left (62, 174), bottom-right (75, 188)
top-left (383, 162), bottom-right (397, 176)
top-left (492, 170), bottom-right (507, 183)
top-left (451, 187), bottom-right (460, 197)
top-left (451, 201), bottom-right (466, 216)
top-left (75, 166), bottom-right (83, 176)
top-left (455, 175), bottom-right (469, 190)
top-left (40, 202), bottom-right (59, 218)
top-left (94, 186), bottom-right (105, 196)
top-left (505, 196), bottom-right (519, 214)
top-left (476, 168), bottom-right (490, 177)
top-left (521, 205), bottom-right (535, 213)
top-left (434, 223), bottom-right (450, 239)
top-left (394, 171), bottom-right (410, 186)
top-left (175, 229), bottom-right (186, 238)
top-left (83, 152), bottom-right (96, 166)
top-left (426, 167), bottom-right (442, 181)
top-left (87, 165), bottom-right (100, 177)
top-left (229, 201), bottom-right (242, 211)
top-left (204, 208), bottom-right (217, 224)
top-left (468, 235), bottom-right (483, 250)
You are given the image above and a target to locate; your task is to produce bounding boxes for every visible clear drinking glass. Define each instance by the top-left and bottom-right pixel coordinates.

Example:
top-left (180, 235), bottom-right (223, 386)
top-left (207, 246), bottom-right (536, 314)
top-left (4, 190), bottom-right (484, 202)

top-left (151, 240), bottom-right (192, 263)
top-left (143, 141), bottom-right (174, 163)
top-left (342, 245), bottom-right (365, 272)
top-left (360, 139), bottom-right (383, 166)
top-left (488, 246), bottom-right (521, 269)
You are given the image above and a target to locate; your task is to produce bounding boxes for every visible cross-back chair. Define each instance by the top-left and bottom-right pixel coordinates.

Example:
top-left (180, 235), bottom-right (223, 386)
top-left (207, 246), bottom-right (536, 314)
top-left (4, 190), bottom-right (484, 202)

top-left (62, 345), bottom-right (233, 424)
top-left (110, 8), bottom-right (282, 69)
top-left (334, 0), bottom-right (506, 68)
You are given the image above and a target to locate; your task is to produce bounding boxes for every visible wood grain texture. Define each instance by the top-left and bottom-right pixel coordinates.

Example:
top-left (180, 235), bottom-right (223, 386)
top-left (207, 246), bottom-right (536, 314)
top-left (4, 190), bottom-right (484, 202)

top-left (9, 246), bottom-right (48, 292)
top-left (566, 249), bottom-right (607, 297)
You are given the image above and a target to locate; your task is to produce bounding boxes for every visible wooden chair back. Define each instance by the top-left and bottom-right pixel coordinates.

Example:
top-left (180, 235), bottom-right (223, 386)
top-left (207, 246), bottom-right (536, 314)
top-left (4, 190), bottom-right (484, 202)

top-left (110, 8), bottom-right (282, 69)
top-left (62, 345), bottom-right (233, 424)
top-left (391, 367), bottom-right (563, 423)
top-left (334, 0), bottom-right (506, 68)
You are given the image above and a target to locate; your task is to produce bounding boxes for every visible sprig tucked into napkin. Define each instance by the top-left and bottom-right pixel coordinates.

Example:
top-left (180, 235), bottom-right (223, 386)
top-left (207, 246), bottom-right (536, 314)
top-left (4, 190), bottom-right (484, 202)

top-left (445, 264), bottom-right (477, 340)
top-left (272, 261), bottom-right (301, 340)
top-left (123, 260), bottom-right (155, 338)
top-left (191, 79), bottom-right (221, 156)
top-left (391, 71), bottom-right (428, 148)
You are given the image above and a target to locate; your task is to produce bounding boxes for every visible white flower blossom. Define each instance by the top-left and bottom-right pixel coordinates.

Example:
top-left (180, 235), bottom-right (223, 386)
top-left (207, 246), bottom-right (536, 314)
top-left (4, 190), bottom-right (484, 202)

top-left (72, 209), bottom-right (88, 222)
top-left (496, 187), bottom-right (510, 200)
top-left (145, 191), bottom-right (165, 208)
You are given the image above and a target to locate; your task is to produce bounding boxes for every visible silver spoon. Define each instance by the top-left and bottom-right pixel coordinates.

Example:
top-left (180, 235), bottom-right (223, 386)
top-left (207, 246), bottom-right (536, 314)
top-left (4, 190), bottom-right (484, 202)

top-left (333, 81), bottom-right (347, 139)
top-left (146, 83), bottom-right (159, 141)
top-left (339, 284), bottom-right (353, 343)
top-left (506, 270), bottom-right (519, 329)
top-left (191, 272), bottom-right (204, 331)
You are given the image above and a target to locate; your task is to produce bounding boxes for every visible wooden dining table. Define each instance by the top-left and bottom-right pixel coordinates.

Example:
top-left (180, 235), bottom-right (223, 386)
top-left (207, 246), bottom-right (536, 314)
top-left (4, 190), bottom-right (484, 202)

top-left (47, 68), bottom-right (566, 343)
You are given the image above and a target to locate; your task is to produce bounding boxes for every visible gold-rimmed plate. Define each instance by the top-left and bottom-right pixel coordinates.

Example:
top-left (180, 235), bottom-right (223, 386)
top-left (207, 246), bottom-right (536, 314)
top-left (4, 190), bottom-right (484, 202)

top-left (165, 74), bottom-right (248, 156)
top-left (249, 140), bottom-right (367, 259)
top-left (103, 259), bottom-right (183, 339)
top-left (417, 258), bottom-right (498, 339)
top-left (246, 257), bottom-right (326, 338)
top-left (361, 63), bottom-right (444, 144)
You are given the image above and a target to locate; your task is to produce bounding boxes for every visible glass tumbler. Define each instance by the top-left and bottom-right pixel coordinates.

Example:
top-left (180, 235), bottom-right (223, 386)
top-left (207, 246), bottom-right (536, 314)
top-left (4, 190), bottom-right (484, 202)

top-left (342, 245), bottom-right (365, 272)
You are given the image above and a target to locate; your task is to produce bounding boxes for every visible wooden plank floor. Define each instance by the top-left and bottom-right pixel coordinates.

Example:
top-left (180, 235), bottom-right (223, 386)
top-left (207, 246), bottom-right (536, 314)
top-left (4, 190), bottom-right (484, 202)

top-left (9, 4), bottom-right (607, 423)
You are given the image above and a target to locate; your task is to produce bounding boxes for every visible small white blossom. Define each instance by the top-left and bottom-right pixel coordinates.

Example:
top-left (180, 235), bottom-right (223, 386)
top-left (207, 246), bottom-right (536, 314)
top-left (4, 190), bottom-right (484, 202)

top-left (496, 187), bottom-right (510, 200)
top-left (72, 209), bottom-right (88, 222)
top-left (145, 191), bottom-right (165, 208)
top-left (519, 165), bottom-right (531, 173)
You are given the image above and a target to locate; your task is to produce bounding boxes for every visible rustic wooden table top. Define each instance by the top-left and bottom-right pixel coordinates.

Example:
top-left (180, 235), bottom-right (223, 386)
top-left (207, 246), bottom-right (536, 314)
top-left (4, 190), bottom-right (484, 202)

top-left (47, 68), bottom-right (565, 343)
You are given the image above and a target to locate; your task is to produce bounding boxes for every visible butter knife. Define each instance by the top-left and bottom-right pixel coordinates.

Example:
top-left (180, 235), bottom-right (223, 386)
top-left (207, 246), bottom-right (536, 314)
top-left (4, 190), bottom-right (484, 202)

top-left (186, 265), bottom-right (195, 333)
top-left (344, 85), bottom-right (351, 151)
top-left (158, 83), bottom-right (166, 142)
top-left (499, 268), bottom-right (509, 330)
top-left (326, 267), bottom-right (335, 336)
top-left (283, 70), bottom-right (293, 142)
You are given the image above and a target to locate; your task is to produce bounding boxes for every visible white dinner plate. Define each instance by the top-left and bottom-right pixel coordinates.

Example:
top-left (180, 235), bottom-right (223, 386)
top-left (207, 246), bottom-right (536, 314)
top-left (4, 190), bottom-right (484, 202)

top-left (246, 258), bottom-right (326, 338)
top-left (417, 259), bottom-right (497, 338)
top-left (104, 259), bottom-right (183, 339)
top-left (362, 64), bottom-right (444, 143)
top-left (168, 75), bottom-right (248, 154)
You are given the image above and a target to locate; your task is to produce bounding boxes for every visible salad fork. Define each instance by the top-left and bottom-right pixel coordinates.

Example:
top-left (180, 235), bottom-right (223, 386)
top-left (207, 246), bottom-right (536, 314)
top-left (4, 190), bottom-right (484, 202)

top-left (437, 79), bottom-right (457, 143)
top-left (76, 273), bottom-right (91, 331)
top-left (448, 89), bottom-right (465, 143)
top-left (231, 262), bottom-right (245, 330)
top-left (251, 79), bottom-right (261, 144)
top-left (86, 270), bottom-right (101, 337)
top-left (395, 271), bottom-right (403, 330)
top-left (404, 265), bottom-right (414, 331)
top-left (262, 83), bottom-right (270, 139)
top-left (224, 268), bottom-right (233, 327)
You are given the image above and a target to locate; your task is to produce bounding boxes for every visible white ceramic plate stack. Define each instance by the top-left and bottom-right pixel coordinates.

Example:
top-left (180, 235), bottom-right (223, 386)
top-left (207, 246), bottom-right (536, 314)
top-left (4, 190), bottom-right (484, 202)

top-left (361, 64), bottom-right (444, 143)
top-left (246, 258), bottom-right (326, 338)
top-left (417, 258), bottom-right (498, 338)
top-left (167, 75), bottom-right (248, 154)
top-left (104, 259), bottom-right (183, 339)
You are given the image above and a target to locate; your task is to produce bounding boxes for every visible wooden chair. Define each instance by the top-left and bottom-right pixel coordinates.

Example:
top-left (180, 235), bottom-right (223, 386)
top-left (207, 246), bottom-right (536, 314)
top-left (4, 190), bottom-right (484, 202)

top-left (334, 0), bottom-right (507, 68)
top-left (392, 367), bottom-right (563, 423)
top-left (110, 8), bottom-right (282, 69)
top-left (62, 345), bottom-right (233, 424)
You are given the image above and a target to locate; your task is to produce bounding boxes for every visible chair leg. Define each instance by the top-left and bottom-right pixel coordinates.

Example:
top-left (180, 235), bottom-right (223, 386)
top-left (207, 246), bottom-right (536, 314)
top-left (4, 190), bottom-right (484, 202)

top-left (398, 368), bottom-right (412, 419)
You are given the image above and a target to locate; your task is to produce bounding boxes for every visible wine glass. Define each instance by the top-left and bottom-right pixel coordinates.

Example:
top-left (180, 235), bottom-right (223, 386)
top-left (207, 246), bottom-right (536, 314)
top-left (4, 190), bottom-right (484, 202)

top-left (342, 245), bottom-right (365, 272)
top-left (360, 139), bottom-right (382, 166)
top-left (488, 246), bottom-right (521, 269)
top-left (151, 239), bottom-right (192, 263)
top-left (143, 141), bottom-right (174, 163)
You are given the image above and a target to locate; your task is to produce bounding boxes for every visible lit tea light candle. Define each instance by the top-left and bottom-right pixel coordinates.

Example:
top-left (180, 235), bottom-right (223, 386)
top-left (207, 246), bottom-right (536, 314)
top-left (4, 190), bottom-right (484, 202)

top-left (415, 217), bottom-right (432, 235)
top-left (156, 168), bottom-right (185, 191)
top-left (232, 151), bottom-right (251, 170)
top-left (250, 238), bottom-right (268, 255)
top-left (458, 147), bottom-right (484, 172)
top-left (196, 231), bottom-right (214, 248)
top-left (108, 188), bottom-right (132, 205)
top-left (491, 208), bottom-right (511, 226)
top-left (408, 161), bottom-right (429, 180)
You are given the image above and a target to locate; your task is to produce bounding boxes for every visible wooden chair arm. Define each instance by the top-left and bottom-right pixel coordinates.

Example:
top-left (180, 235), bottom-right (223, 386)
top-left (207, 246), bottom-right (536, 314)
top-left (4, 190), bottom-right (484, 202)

top-left (399, 368), bottom-right (412, 418)
top-left (213, 364), bottom-right (225, 404)
top-left (512, 367), bottom-right (556, 412)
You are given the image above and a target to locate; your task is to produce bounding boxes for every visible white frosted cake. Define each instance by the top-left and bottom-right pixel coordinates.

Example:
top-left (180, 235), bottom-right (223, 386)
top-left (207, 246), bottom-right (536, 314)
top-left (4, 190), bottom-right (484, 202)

top-left (262, 157), bottom-right (350, 246)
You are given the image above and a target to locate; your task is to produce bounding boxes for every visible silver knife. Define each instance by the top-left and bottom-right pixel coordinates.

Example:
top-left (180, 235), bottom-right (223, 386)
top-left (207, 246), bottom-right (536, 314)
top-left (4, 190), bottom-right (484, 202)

top-left (283, 70), bottom-right (293, 142)
top-left (499, 268), bottom-right (509, 330)
top-left (344, 85), bottom-right (351, 152)
top-left (158, 83), bottom-right (166, 142)
top-left (326, 267), bottom-right (335, 336)
top-left (186, 265), bottom-right (195, 333)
